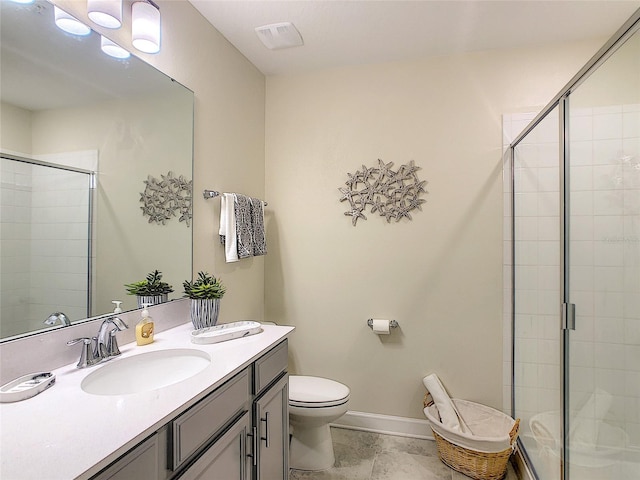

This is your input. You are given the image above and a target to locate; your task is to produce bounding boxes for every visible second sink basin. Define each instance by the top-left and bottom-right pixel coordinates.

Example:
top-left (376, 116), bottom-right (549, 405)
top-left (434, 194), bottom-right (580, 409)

top-left (81, 348), bottom-right (211, 396)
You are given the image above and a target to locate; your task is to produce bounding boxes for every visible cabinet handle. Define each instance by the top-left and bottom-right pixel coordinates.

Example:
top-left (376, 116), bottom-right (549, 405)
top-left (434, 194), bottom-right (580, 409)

top-left (247, 426), bottom-right (258, 466)
top-left (260, 412), bottom-right (270, 448)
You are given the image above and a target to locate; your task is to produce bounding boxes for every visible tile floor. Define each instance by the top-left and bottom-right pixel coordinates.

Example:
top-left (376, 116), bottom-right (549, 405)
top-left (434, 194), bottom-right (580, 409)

top-left (289, 427), bottom-right (519, 480)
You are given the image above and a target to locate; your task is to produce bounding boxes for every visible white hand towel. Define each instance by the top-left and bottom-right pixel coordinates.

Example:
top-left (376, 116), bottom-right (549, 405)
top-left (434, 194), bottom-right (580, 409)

top-left (219, 194), bottom-right (227, 241)
top-left (220, 193), bottom-right (238, 263)
top-left (423, 373), bottom-right (469, 434)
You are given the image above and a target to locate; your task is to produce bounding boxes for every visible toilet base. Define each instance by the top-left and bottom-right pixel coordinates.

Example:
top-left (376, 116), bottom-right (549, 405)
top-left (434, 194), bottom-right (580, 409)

top-left (289, 423), bottom-right (335, 471)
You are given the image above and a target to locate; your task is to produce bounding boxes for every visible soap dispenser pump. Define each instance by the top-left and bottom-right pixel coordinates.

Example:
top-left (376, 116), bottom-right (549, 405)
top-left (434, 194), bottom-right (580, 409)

top-left (112, 300), bottom-right (122, 314)
top-left (136, 303), bottom-right (154, 346)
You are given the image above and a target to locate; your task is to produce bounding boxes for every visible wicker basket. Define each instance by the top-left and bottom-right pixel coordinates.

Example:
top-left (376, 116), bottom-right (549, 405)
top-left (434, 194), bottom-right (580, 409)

top-left (423, 393), bottom-right (520, 480)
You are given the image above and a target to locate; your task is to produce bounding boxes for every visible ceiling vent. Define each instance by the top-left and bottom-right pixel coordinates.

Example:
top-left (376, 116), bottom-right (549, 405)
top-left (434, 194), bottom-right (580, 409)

top-left (255, 22), bottom-right (303, 50)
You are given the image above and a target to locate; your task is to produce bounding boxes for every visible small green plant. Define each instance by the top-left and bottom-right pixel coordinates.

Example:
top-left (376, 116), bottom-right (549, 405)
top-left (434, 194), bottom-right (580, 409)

top-left (125, 270), bottom-right (174, 296)
top-left (183, 271), bottom-right (226, 300)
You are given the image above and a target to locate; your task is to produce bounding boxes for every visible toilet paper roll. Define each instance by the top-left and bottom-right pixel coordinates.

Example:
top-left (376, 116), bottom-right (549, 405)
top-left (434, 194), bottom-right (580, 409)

top-left (372, 319), bottom-right (390, 335)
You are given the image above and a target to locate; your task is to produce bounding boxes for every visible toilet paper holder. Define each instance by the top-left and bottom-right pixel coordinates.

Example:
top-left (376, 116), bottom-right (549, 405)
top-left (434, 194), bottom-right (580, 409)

top-left (367, 319), bottom-right (398, 329)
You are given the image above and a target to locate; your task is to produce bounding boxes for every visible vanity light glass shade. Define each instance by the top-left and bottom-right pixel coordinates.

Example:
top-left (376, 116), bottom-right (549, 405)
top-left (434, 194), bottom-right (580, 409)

top-left (100, 36), bottom-right (130, 59)
top-left (87, 0), bottom-right (122, 29)
top-left (132, 1), bottom-right (161, 54)
top-left (54, 6), bottom-right (91, 36)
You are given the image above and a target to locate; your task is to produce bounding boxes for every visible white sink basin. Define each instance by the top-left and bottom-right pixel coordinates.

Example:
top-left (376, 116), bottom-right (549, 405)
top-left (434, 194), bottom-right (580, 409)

top-left (81, 349), bottom-right (211, 395)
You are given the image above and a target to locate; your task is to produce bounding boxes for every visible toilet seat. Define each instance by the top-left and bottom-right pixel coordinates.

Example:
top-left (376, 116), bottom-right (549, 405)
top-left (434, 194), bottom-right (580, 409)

top-left (289, 375), bottom-right (350, 408)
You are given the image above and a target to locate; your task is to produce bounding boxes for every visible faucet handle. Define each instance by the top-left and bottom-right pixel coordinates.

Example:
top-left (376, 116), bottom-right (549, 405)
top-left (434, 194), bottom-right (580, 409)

top-left (106, 329), bottom-right (122, 357)
top-left (67, 337), bottom-right (101, 368)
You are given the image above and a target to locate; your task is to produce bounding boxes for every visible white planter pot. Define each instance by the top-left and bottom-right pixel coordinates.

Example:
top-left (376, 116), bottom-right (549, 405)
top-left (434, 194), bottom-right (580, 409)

top-left (137, 294), bottom-right (168, 309)
top-left (190, 298), bottom-right (220, 329)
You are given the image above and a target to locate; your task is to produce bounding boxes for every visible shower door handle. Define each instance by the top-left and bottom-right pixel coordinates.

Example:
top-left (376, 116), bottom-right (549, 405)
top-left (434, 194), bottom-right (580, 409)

top-left (562, 303), bottom-right (576, 330)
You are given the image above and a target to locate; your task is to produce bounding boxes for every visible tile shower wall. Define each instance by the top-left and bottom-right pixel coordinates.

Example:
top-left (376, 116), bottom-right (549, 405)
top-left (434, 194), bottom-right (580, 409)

top-left (503, 104), bottom-right (640, 449)
top-left (0, 159), bottom-right (32, 337)
top-left (29, 164), bottom-right (90, 326)
top-left (569, 103), bottom-right (640, 447)
top-left (0, 152), bottom-right (94, 337)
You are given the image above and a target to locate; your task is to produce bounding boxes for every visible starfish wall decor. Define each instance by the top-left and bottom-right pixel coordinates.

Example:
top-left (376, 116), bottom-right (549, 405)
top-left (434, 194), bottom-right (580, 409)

top-left (140, 171), bottom-right (193, 226)
top-left (338, 159), bottom-right (428, 226)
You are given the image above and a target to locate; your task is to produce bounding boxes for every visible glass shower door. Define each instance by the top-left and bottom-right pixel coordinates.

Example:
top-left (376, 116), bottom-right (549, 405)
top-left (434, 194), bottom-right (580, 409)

top-left (566, 27), bottom-right (640, 480)
top-left (513, 107), bottom-right (562, 480)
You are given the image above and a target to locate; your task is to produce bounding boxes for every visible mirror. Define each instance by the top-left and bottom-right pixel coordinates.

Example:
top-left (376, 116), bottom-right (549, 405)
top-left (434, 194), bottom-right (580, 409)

top-left (0, 0), bottom-right (194, 340)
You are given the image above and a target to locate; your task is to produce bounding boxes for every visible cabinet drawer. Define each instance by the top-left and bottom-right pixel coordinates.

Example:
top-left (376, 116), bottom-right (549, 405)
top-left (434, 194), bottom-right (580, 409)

top-left (172, 369), bottom-right (250, 470)
top-left (253, 340), bottom-right (288, 394)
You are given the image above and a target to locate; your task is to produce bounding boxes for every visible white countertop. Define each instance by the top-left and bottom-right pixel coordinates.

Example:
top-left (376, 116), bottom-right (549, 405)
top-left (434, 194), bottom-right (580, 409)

top-left (0, 322), bottom-right (294, 480)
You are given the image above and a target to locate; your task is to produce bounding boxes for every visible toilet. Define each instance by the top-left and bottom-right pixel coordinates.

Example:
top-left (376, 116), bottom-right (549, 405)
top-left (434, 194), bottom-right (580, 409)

top-left (288, 375), bottom-right (350, 471)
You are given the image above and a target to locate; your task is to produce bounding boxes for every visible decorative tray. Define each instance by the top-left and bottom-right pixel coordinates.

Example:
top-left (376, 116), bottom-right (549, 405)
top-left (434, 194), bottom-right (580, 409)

top-left (0, 372), bottom-right (56, 403)
top-left (191, 321), bottom-right (263, 345)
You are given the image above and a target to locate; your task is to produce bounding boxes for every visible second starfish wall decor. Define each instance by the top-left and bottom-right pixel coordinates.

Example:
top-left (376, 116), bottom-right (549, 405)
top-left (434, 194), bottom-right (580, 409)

top-left (339, 159), bottom-right (428, 226)
top-left (140, 171), bottom-right (193, 226)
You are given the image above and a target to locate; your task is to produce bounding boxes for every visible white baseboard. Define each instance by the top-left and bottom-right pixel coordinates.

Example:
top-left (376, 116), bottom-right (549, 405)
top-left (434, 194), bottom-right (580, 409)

top-left (331, 410), bottom-right (433, 440)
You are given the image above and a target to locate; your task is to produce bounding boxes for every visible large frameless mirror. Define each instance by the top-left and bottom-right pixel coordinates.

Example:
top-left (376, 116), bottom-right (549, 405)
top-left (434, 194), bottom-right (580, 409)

top-left (0, 0), bottom-right (194, 340)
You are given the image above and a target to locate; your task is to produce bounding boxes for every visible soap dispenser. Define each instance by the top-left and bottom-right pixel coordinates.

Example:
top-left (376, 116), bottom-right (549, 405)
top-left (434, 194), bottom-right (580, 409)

top-left (136, 303), bottom-right (154, 346)
top-left (112, 300), bottom-right (122, 314)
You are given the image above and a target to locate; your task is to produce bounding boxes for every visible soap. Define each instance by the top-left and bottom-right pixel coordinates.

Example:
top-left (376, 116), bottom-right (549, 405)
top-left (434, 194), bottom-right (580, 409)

top-left (136, 304), bottom-right (154, 346)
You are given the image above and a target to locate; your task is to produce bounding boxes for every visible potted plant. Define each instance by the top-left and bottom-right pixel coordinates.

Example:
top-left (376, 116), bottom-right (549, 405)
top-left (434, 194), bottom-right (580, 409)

top-left (183, 271), bottom-right (226, 329)
top-left (125, 270), bottom-right (174, 308)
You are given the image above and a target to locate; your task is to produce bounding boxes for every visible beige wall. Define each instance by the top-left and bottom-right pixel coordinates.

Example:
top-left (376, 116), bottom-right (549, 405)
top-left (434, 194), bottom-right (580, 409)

top-left (55, 0), bottom-right (267, 322)
top-left (264, 41), bottom-right (603, 419)
top-left (30, 92), bottom-right (192, 314)
top-left (1, 102), bottom-right (32, 154)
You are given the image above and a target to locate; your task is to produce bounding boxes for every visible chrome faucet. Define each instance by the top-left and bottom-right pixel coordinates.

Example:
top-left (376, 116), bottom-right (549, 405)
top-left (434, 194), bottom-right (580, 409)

top-left (44, 312), bottom-right (71, 326)
top-left (67, 316), bottom-right (128, 368)
top-left (66, 337), bottom-right (101, 368)
top-left (96, 317), bottom-right (129, 359)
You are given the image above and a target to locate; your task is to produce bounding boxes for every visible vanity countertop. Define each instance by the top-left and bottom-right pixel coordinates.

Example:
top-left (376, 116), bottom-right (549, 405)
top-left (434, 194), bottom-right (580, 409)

top-left (0, 322), bottom-right (294, 480)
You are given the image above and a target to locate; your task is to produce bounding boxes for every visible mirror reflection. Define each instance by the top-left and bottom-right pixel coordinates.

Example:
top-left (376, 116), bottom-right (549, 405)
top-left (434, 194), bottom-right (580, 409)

top-left (0, 0), bottom-right (194, 340)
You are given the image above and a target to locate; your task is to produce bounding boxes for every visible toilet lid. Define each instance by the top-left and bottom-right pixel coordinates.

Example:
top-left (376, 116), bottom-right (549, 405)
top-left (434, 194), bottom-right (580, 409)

top-left (289, 375), bottom-right (350, 407)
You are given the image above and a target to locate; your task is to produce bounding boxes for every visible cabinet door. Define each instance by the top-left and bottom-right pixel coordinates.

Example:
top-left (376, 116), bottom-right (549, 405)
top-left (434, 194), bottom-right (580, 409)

top-left (179, 412), bottom-right (251, 480)
top-left (91, 433), bottom-right (161, 480)
top-left (254, 373), bottom-right (288, 480)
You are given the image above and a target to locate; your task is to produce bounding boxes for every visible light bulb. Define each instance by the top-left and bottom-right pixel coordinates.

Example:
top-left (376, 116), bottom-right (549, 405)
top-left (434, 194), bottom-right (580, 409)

top-left (132, 1), bottom-right (161, 54)
top-left (87, 0), bottom-right (122, 29)
top-left (54, 6), bottom-right (91, 36)
top-left (100, 36), bottom-right (130, 59)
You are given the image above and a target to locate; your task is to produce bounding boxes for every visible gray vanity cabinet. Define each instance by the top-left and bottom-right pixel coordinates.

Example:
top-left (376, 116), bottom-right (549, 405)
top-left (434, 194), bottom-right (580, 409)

top-left (253, 373), bottom-right (288, 480)
top-left (90, 427), bottom-right (170, 480)
top-left (179, 412), bottom-right (252, 480)
top-left (90, 340), bottom-right (289, 480)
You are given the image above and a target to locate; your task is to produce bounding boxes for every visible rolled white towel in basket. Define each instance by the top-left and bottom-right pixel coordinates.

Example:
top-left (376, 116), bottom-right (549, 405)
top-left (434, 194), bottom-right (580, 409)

top-left (423, 373), bottom-right (470, 434)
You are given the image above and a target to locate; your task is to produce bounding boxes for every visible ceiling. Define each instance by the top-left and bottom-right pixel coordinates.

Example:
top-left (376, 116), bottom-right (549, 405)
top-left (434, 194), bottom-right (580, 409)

top-left (188, 0), bottom-right (640, 76)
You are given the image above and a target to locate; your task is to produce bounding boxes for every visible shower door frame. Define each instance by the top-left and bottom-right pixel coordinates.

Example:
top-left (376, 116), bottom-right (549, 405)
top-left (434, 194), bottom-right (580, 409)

top-left (509, 9), bottom-right (640, 479)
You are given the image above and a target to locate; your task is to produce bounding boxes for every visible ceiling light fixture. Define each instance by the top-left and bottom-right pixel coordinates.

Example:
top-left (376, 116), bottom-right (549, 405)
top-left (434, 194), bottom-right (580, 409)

top-left (255, 22), bottom-right (303, 50)
top-left (54, 6), bottom-right (91, 36)
top-left (132, 0), bottom-right (161, 54)
top-left (87, 0), bottom-right (122, 29)
top-left (100, 35), bottom-right (130, 59)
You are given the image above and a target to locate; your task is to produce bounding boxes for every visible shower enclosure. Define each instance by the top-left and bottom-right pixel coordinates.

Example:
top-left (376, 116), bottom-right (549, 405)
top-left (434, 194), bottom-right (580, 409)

top-left (0, 154), bottom-right (94, 338)
top-left (507, 10), bottom-right (640, 480)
